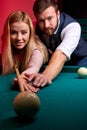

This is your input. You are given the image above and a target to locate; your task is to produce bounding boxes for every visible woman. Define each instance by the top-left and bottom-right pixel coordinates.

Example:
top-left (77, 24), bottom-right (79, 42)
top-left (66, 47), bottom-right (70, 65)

top-left (1, 10), bottom-right (48, 92)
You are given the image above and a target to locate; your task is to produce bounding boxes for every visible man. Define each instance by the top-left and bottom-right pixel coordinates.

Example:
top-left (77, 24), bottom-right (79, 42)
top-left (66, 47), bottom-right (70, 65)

top-left (26, 0), bottom-right (87, 91)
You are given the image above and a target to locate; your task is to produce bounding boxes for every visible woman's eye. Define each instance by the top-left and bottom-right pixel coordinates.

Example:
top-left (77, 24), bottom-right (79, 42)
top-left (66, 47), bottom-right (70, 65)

top-left (22, 31), bottom-right (27, 34)
top-left (11, 30), bottom-right (17, 35)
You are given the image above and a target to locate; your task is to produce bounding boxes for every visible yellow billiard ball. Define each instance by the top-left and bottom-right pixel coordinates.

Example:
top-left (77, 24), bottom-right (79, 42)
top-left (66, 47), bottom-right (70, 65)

top-left (14, 91), bottom-right (40, 118)
top-left (77, 67), bottom-right (87, 78)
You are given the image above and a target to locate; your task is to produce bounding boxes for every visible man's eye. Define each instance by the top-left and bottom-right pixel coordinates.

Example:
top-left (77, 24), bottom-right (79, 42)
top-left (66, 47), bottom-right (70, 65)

top-left (48, 17), bottom-right (52, 21)
top-left (40, 20), bottom-right (44, 22)
top-left (38, 19), bottom-right (44, 24)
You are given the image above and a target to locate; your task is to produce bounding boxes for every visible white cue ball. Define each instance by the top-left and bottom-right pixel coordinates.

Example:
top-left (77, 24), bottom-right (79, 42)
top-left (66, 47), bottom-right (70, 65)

top-left (77, 67), bottom-right (87, 78)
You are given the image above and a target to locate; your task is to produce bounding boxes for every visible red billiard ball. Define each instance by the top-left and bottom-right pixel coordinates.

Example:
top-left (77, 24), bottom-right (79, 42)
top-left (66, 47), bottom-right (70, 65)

top-left (13, 91), bottom-right (40, 118)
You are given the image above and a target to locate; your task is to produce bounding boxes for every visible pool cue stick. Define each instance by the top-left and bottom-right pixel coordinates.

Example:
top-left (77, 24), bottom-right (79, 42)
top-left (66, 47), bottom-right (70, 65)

top-left (15, 64), bottom-right (24, 92)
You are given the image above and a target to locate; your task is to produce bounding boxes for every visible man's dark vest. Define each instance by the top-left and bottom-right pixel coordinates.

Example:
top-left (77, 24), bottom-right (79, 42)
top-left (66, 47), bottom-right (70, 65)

top-left (36, 12), bottom-right (87, 64)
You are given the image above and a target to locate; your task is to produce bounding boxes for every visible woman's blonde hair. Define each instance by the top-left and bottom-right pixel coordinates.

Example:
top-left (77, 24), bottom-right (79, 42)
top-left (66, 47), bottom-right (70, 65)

top-left (1, 10), bottom-right (48, 75)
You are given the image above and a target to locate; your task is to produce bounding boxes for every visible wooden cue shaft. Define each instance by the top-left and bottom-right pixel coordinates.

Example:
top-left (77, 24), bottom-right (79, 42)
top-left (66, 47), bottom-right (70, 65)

top-left (15, 65), bottom-right (24, 92)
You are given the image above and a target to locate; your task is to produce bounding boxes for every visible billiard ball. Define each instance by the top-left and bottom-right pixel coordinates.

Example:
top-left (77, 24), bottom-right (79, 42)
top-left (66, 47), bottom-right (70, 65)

top-left (77, 67), bottom-right (87, 78)
top-left (13, 91), bottom-right (40, 118)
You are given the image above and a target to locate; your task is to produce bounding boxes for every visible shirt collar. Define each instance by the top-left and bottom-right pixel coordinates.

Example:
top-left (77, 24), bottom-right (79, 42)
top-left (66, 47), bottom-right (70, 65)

top-left (54, 19), bottom-right (60, 34)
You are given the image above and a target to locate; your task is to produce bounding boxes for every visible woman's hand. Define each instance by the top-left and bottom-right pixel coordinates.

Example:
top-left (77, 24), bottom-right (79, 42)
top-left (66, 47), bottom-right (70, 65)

top-left (12, 73), bottom-right (40, 93)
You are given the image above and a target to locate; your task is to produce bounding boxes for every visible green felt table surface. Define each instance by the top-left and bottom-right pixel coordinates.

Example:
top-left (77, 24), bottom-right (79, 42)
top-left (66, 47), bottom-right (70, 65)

top-left (0, 66), bottom-right (87, 130)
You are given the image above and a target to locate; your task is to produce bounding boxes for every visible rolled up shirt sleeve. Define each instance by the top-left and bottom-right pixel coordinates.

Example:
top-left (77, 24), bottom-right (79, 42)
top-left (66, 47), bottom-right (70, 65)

top-left (22, 49), bottom-right (43, 74)
top-left (56, 22), bottom-right (81, 60)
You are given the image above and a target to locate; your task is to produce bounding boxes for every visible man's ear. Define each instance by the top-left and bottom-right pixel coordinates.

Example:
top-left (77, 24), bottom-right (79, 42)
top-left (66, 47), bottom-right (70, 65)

top-left (57, 10), bottom-right (60, 20)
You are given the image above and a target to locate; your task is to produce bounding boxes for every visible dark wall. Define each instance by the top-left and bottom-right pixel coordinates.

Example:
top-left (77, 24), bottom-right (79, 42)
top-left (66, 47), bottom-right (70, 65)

top-left (62, 0), bottom-right (87, 18)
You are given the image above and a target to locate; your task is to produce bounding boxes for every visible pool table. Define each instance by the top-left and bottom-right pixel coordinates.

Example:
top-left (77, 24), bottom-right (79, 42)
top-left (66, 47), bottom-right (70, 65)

top-left (0, 66), bottom-right (87, 130)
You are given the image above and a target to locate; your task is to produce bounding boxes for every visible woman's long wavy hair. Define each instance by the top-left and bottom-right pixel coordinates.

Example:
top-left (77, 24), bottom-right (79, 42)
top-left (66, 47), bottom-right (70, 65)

top-left (1, 10), bottom-right (48, 75)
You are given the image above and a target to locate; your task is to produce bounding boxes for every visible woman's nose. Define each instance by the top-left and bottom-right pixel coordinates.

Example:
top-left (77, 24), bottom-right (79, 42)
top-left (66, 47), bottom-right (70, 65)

top-left (17, 33), bottom-right (22, 40)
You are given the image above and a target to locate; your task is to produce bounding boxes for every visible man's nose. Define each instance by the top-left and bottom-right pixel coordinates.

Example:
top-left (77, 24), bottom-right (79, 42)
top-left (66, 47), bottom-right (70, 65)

top-left (44, 20), bottom-right (49, 28)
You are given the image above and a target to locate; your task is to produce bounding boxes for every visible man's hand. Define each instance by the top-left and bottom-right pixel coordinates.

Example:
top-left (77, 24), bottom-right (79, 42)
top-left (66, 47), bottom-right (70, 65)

top-left (28, 73), bottom-right (52, 87)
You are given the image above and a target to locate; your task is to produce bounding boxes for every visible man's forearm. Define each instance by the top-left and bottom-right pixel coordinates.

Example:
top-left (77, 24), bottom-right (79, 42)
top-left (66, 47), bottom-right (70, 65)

top-left (42, 50), bottom-right (67, 81)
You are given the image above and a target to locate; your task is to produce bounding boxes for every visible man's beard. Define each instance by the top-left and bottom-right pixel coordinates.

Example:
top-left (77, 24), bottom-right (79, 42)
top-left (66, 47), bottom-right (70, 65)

top-left (43, 27), bottom-right (55, 36)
